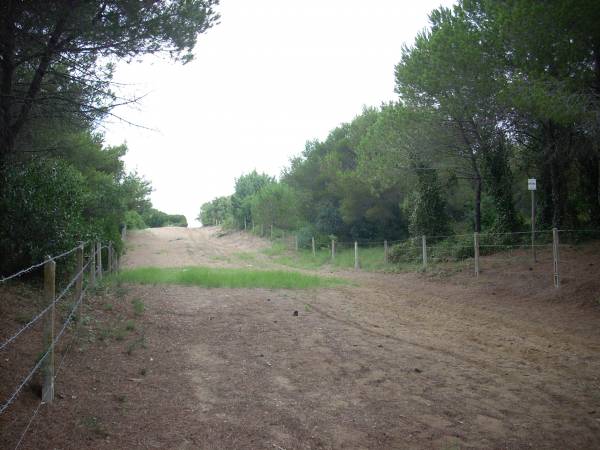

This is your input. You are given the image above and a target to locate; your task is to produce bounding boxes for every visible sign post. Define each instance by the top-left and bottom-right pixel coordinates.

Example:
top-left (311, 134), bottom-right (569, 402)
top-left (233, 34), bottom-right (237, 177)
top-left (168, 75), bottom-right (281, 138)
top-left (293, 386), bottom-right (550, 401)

top-left (528, 178), bottom-right (536, 263)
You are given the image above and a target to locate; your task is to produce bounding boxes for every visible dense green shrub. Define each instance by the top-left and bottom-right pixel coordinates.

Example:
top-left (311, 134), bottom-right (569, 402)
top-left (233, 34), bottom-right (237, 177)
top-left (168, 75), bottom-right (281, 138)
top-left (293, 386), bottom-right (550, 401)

top-left (0, 159), bottom-right (89, 273)
top-left (125, 210), bottom-right (147, 230)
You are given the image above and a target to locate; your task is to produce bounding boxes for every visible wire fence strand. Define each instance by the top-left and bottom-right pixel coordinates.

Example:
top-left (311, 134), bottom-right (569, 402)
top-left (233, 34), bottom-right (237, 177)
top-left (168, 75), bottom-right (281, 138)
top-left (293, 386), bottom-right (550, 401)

top-left (0, 254), bottom-right (94, 352)
top-left (0, 243), bottom-right (86, 284)
top-left (0, 266), bottom-right (88, 415)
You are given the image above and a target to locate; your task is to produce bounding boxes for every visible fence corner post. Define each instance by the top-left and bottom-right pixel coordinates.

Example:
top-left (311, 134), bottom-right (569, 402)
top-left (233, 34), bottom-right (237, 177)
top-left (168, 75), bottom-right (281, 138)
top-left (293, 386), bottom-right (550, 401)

top-left (422, 235), bottom-right (427, 269)
top-left (553, 227), bottom-right (560, 288)
top-left (474, 232), bottom-right (480, 277)
top-left (42, 257), bottom-right (56, 403)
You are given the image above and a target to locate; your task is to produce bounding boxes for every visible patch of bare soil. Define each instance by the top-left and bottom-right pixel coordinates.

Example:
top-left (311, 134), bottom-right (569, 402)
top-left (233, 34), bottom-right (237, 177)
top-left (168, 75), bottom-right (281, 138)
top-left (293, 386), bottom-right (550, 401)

top-left (2, 227), bottom-right (600, 449)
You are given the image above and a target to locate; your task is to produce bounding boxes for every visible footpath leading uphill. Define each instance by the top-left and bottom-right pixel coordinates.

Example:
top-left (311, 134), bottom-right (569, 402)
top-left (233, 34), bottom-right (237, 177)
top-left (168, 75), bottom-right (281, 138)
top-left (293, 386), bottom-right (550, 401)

top-left (2, 226), bottom-right (599, 449)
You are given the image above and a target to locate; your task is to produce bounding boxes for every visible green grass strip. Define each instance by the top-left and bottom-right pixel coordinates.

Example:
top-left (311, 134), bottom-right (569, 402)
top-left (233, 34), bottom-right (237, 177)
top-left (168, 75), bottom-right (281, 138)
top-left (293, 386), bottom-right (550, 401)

top-left (116, 266), bottom-right (345, 289)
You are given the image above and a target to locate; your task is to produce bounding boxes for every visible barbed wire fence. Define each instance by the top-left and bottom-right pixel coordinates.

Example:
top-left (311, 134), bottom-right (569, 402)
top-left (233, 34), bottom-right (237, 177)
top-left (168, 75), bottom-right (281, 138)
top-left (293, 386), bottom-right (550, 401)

top-left (248, 223), bottom-right (600, 287)
top-left (0, 240), bottom-right (121, 449)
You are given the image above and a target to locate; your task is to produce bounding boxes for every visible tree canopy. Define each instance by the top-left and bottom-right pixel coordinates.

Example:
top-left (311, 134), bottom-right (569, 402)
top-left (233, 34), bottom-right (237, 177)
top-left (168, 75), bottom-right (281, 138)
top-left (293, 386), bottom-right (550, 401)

top-left (200, 0), bottom-right (600, 240)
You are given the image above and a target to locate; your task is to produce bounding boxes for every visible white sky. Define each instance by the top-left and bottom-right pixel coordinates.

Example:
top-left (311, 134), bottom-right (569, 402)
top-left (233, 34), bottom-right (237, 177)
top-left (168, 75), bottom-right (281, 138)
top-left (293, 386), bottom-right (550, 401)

top-left (104, 0), bottom-right (455, 227)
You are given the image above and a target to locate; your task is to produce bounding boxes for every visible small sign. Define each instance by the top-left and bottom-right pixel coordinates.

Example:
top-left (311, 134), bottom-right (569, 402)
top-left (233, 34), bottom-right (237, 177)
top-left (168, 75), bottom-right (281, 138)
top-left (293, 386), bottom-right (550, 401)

top-left (528, 178), bottom-right (536, 191)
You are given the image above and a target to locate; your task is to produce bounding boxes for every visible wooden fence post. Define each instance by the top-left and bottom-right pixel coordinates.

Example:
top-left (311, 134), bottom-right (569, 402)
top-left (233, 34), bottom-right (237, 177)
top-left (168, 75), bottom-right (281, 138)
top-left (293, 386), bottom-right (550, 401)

top-left (96, 241), bottom-right (103, 280)
top-left (422, 235), bottom-right (427, 269)
top-left (384, 240), bottom-right (388, 264)
top-left (107, 242), bottom-right (113, 274)
top-left (121, 224), bottom-right (127, 240)
top-left (113, 247), bottom-right (118, 272)
top-left (75, 244), bottom-right (84, 301)
top-left (553, 228), bottom-right (560, 288)
top-left (312, 237), bottom-right (316, 257)
top-left (354, 241), bottom-right (359, 269)
top-left (42, 257), bottom-right (56, 403)
top-left (261, 224), bottom-right (264, 236)
top-left (90, 246), bottom-right (96, 287)
top-left (270, 224), bottom-right (273, 240)
top-left (244, 217), bottom-right (247, 231)
top-left (331, 239), bottom-right (336, 261)
top-left (295, 235), bottom-right (299, 252)
top-left (474, 232), bottom-right (480, 277)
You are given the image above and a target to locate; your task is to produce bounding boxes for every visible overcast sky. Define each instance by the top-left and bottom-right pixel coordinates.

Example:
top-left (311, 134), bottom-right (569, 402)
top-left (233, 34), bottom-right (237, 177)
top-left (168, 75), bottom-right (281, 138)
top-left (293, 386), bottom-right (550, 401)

top-left (104, 0), bottom-right (455, 227)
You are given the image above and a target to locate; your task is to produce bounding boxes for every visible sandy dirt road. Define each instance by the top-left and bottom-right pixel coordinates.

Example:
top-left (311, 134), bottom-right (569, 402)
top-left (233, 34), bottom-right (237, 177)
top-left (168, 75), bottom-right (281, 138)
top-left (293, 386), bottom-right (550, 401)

top-left (7, 226), bottom-right (600, 449)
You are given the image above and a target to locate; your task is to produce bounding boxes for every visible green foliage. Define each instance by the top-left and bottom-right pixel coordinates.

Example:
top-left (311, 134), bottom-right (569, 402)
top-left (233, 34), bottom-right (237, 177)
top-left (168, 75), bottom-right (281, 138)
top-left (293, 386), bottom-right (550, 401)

top-left (250, 183), bottom-right (301, 230)
top-left (200, 0), bottom-right (599, 239)
top-left (404, 168), bottom-right (450, 237)
top-left (198, 196), bottom-right (232, 226)
top-left (142, 209), bottom-right (188, 228)
top-left (124, 211), bottom-right (147, 230)
top-left (231, 171), bottom-right (275, 227)
top-left (0, 159), bottom-right (87, 272)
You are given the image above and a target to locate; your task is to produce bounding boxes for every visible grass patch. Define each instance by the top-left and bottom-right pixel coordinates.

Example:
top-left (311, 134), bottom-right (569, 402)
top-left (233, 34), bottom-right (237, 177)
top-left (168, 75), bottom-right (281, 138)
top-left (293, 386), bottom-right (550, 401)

top-left (269, 245), bottom-right (394, 272)
top-left (116, 266), bottom-right (344, 289)
top-left (125, 319), bottom-right (135, 331)
top-left (132, 298), bottom-right (145, 316)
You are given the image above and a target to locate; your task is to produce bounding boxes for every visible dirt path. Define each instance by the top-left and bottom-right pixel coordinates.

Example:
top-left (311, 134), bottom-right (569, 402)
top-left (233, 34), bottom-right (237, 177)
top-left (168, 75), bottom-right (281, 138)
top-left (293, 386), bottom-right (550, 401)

top-left (8, 227), bottom-right (600, 449)
top-left (122, 226), bottom-right (272, 269)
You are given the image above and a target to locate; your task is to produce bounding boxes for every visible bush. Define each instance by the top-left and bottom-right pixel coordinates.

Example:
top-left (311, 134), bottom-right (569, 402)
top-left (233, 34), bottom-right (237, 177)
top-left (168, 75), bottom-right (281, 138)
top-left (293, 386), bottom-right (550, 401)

top-left (388, 239), bottom-right (422, 263)
top-left (0, 159), bottom-right (89, 274)
top-left (125, 210), bottom-right (147, 230)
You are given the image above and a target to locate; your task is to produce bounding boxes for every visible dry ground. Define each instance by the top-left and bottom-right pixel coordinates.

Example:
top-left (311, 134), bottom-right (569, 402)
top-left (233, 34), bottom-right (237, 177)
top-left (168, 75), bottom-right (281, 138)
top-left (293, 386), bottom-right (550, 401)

top-left (2, 226), bottom-right (600, 449)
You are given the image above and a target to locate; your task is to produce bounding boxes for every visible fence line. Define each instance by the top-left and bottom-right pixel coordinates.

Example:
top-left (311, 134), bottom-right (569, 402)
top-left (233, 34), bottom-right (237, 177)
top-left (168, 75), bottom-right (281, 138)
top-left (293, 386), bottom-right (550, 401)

top-left (0, 239), bottom-right (122, 449)
top-left (0, 243), bottom-right (86, 284)
top-left (249, 225), bottom-right (599, 288)
top-left (0, 247), bottom-right (91, 352)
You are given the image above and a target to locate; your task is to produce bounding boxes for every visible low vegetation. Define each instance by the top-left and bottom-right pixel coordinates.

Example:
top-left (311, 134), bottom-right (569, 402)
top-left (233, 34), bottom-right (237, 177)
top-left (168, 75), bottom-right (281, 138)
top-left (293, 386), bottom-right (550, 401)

top-left (116, 266), bottom-right (345, 289)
